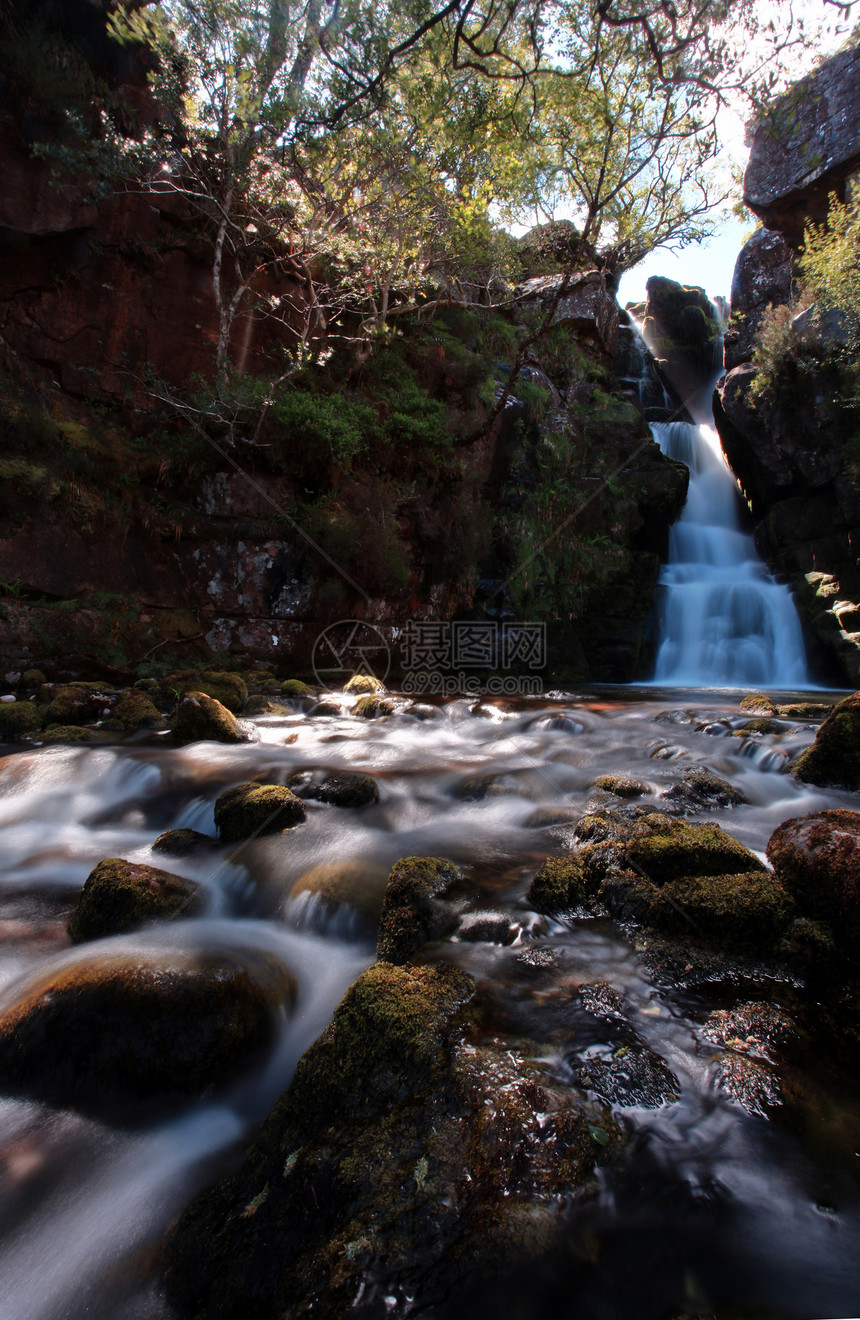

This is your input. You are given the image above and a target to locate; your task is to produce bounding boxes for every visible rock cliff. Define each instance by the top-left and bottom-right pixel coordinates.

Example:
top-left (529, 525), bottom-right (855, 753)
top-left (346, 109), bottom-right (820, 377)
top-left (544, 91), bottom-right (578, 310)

top-left (713, 39), bottom-right (860, 685)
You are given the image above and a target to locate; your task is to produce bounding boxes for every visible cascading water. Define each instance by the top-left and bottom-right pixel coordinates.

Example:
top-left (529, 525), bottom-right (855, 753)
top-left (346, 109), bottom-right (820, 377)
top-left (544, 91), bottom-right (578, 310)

top-left (631, 315), bottom-right (810, 688)
top-left (650, 416), bottom-right (809, 686)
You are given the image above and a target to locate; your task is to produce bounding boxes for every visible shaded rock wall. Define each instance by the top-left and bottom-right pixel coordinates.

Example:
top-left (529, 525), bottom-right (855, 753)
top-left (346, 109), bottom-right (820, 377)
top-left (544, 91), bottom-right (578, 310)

top-left (713, 41), bottom-right (860, 685)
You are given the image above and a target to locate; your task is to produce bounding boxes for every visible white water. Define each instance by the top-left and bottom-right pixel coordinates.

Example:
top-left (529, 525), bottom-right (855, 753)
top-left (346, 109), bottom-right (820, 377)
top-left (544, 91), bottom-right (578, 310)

top-left (649, 417), bottom-right (810, 688)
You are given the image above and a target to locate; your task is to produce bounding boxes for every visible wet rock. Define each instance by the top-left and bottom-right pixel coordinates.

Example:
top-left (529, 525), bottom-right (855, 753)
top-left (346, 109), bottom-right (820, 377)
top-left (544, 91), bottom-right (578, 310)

top-left (289, 859), bottom-right (389, 923)
top-left (344, 674), bottom-right (385, 695)
top-left (578, 982), bottom-right (625, 1019)
top-left (580, 816), bottom-right (765, 888)
top-left (724, 227), bottom-right (794, 369)
top-left (649, 743), bottom-right (689, 761)
top-left (775, 701), bottom-right (832, 719)
top-left (790, 691), bottom-right (860, 790)
top-left (527, 856), bottom-right (588, 915)
top-left (767, 808), bottom-right (860, 924)
top-left (734, 717), bottom-right (783, 736)
top-left (0, 950), bottom-right (296, 1110)
top-left (280, 679), bottom-right (315, 698)
top-left (663, 767), bottom-right (747, 810)
top-left (68, 857), bottom-right (201, 943)
top-left (292, 772), bottom-right (379, 809)
top-left (310, 699), bottom-right (344, 716)
top-left (161, 961), bottom-right (616, 1320)
top-left (601, 869), bottom-right (794, 951)
top-left (170, 692), bottom-right (252, 746)
top-left (152, 829), bottom-right (218, 858)
top-left (352, 694), bottom-right (396, 718)
top-left (592, 774), bottom-right (648, 798)
top-left (376, 856), bottom-right (460, 964)
top-left (214, 782), bottom-right (306, 843)
top-left (574, 1043), bottom-right (680, 1108)
top-left (740, 694), bottom-right (775, 714)
top-left (108, 688), bottom-right (165, 730)
top-left (0, 701), bottom-right (40, 741)
top-left (524, 806), bottom-right (579, 828)
top-left (20, 668), bottom-right (46, 689)
top-left (702, 1001), bottom-right (798, 1063)
top-left (243, 695), bottom-right (292, 716)
top-left (457, 910), bottom-right (519, 945)
top-left (404, 702), bottom-right (443, 721)
top-left (196, 672), bottom-right (248, 714)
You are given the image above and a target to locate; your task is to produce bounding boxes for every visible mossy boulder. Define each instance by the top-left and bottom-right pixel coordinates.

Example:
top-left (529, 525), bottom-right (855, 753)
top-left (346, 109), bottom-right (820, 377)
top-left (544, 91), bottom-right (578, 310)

top-left (601, 869), bottom-right (794, 950)
top-left (735, 718), bottom-right (782, 736)
top-left (740, 693), bottom-right (775, 714)
top-left (40, 725), bottom-right (104, 743)
top-left (280, 679), bottom-right (315, 698)
top-left (353, 693), bottom-right (396, 718)
top-left (790, 691), bottom-right (860, 790)
top-left (214, 782), bottom-right (306, 843)
top-left (152, 828), bottom-right (218, 857)
top-left (527, 856), bottom-right (589, 914)
top-left (767, 809), bottom-right (860, 924)
top-left (663, 767), bottom-right (747, 808)
top-left (0, 950), bottom-right (296, 1110)
top-left (292, 771), bottom-right (380, 808)
top-left (161, 960), bottom-right (615, 1320)
top-left (377, 856), bottom-right (460, 963)
top-left (42, 683), bottom-right (102, 727)
top-left (0, 701), bottom-right (41, 741)
top-left (197, 671), bottom-right (248, 713)
top-left (290, 859), bottom-right (390, 922)
top-left (20, 668), bottom-right (46, 689)
top-left (68, 857), bottom-right (200, 943)
top-left (170, 692), bottom-right (251, 746)
top-left (592, 774), bottom-right (648, 798)
top-left (109, 688), bottom-right (165, 730)
top-left (581, 816), bottom-right (764, 887)
top-left (344, 673), bottom-right (385, 695)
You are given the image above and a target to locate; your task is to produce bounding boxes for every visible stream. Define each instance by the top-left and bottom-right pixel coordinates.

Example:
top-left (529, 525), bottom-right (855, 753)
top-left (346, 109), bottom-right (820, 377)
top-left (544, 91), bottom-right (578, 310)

top-left (0, 688), bottom-right (858, 1319)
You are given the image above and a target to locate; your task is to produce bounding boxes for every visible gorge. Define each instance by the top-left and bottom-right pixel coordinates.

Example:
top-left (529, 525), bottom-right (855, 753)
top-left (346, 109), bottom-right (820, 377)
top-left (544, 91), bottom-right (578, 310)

top-left (0, 6), bottom-right (859, 1320)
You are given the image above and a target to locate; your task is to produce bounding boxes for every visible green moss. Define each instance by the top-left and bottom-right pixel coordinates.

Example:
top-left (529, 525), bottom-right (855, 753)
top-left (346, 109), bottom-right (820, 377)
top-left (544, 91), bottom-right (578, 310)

top-left (656, 871), bottom-right (794, 949)
top-left (790, 692), bottom-right (860, 790)
top-left (0, 701), bottom-right (41, 741)
top-left (735, 717), bottom-right (782, 736)
top-left (281, 679), bottom-right (314, 698)
top-left (353, 694), bottom-right (396, 718)
top-left (593, 774), bottom-right (648, 798)
top-left (198, 671), bottom-right (248, 713)
top-left (377, 856), bottom-right (459, 964)
top-left (40, 725), bottom-right (103, 743)
top-left (527, 856), bottom-right (588, 914)
top-left (582, 818), bottom-right (764, 887)
top-left (214, 782), bottom-right (306, 842)
top-left (110, 688), bottom-right (164, 730)
top-left (20, 669), bottom-right (46, 688)
top-left (344, 674), bottom-right (385, 695)
top-left (69, 857), bottom-right (200, 943)
top-left (169, 692), bottom-right (249, 746)
top-left (740, 693), bottom-right (776, 714)
top-left (42, 684), bottom-right (100, 727)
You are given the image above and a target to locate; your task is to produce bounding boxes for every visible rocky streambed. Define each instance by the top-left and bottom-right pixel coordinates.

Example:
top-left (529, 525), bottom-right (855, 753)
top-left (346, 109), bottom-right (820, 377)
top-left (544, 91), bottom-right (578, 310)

top-left (0, 679), bottom-right (858, 1319)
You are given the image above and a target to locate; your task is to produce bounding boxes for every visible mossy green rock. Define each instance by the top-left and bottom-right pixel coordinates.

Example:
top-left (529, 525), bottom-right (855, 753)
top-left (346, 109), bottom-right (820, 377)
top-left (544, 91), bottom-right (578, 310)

top-left (42, 684), bottom-right (102, 727)
top-left (198, 671), bottom-right (248, 713)
top-left (790, 690), bottom-right (860, 790)
top-left (767, 809), bottom-right (860, 923)
top-left (40, 725), bottom-right (104, 743)
top-left (344, 673), bottom-right (385, 694)
top-left (0, 701), bottom-right (41, 741)
top-left (110, 688), bottom-right (164, 730)
top-left (20, 668), bottom-right (46, 689)
top-left (161, 961), bottom-right (613, 1320)
top-left (740, 693), bottom-right (775, 714)
top-left (152, 828), bottom-right (217, 857)
top-left (581, 816), bottom-right (764, 886)
top-left (593, 774), bottom-right (648, 798)
top-left (170, 692), bottom-right (250, 746)
top-left (214, 782), bottom-right (306, 842)
top-left (353, 693), bottom-right (396, 718)
top-left (377, 856), bottom-right (459, 963)
top-left (280, 679), bottom-right (314, 698)
top-left (601, 869), bottom-right (794, 950)
top-left (68, 857), bottom-right (200, 943)
top-left (527, 856), bottom-right (588, 914)
top-left (0, 950), bottom-right (296, 1110)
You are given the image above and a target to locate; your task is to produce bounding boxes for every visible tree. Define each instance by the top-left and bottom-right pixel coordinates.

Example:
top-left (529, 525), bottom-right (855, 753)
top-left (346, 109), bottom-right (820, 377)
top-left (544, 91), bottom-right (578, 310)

top-left (800, 194), bottom-right (860, 344)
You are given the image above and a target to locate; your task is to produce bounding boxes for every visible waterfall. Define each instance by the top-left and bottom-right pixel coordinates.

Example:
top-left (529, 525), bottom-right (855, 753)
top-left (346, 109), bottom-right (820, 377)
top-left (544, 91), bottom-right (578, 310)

top-left (649, 416), bottom-right (809, 687)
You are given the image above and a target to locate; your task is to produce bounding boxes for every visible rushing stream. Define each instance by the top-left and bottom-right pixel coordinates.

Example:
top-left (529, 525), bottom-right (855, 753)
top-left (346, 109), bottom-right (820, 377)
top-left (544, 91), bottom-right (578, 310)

top-left (0, 691), bottom-right (858, 1319)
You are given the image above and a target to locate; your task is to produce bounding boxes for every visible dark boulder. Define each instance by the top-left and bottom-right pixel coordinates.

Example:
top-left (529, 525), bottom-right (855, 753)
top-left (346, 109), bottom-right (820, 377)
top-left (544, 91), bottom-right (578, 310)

top-left (68, 857), bottom-right (201, 943)
top-left (214, 782), bottom-right (306, 843)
